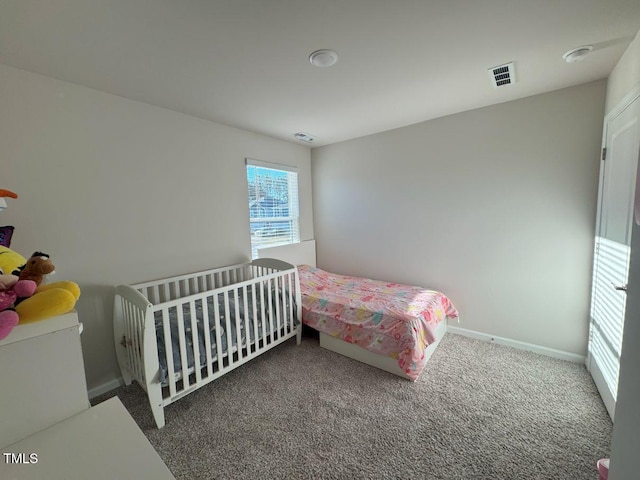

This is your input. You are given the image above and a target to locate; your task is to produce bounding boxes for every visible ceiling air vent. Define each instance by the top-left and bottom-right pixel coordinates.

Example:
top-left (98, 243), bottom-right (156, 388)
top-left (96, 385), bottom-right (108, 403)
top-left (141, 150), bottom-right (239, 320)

top-left (489, 62), bottom-right (516, 88)
top-left (294, 132), bottom-right (315, 143)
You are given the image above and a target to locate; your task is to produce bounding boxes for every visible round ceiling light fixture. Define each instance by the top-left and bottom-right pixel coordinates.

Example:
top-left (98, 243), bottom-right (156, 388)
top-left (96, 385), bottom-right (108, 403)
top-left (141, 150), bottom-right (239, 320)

top-left (309, 49), bottom-right (338, 67)
top-left (562, 45), bottom-right (593, 63)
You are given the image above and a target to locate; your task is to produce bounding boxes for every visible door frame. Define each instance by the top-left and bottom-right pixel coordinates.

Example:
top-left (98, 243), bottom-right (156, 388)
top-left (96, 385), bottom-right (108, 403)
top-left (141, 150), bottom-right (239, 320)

top-left (587, 83), bottom-right (640, 420)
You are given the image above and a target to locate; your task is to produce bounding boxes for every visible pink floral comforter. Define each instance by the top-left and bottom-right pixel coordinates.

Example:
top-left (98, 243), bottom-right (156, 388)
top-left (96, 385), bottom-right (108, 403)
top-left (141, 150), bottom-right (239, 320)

top-left (298, 265), bottom-right (458, 380)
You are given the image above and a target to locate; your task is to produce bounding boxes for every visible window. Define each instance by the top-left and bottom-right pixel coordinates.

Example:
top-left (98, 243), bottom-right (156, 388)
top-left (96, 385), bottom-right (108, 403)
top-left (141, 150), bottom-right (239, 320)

top-left (246, 159), bottom-right (300, 259)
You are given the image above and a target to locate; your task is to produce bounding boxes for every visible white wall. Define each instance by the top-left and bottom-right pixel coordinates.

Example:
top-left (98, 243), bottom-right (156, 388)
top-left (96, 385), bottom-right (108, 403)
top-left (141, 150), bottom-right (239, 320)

top-left (606, 29), bottom-right (640, 480)
top-left (311, 80), bottom-right (606, 356)
top-left (605, 30), bottom-right (640, 115)
top-left (0, 63), bottom-right (313, 393)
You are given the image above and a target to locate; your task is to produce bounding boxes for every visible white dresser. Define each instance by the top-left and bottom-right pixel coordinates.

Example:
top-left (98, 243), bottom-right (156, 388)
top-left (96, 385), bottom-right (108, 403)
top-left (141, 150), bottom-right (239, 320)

top-left (0, 396), bottom-right (175, 480)
top-left (0, 311), bottom-right (175, 479)
top-left (0, 312), bottom-right (89, 448)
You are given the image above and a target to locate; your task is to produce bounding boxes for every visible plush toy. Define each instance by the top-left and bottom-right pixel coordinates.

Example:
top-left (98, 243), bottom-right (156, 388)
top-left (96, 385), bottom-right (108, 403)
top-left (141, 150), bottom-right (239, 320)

top-left (0, 246), bottom-right (80, 324)
top-left (0, 273), bottom-right (37, 340)
top-left (0, 189), bottom-right (18, 213)
top-left (16, 252), bottom-right (55, 286)
top-left (0, 309), bottom-right (18, 340)
top-left (0, 272), bottom-right (20, 340)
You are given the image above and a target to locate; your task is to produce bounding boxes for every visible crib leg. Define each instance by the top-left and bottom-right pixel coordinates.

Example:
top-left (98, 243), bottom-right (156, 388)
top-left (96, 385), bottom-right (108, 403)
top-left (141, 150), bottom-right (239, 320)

top-left (121, 368), bottom-right (133, 387)
top-left (151, 402), bottom-right (165, 429)
top-left (147, 384), bottom-right (165, 429)
top-left (296, 327), bottom-right (302, 346)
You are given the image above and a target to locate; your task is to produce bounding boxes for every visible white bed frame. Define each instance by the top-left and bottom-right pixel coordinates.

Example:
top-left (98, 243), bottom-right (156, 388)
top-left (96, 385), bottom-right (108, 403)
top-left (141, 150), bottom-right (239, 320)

top-left (257, 241), bottom-right (448, 380)
top-left (113, 258), bottom-right (301, 428)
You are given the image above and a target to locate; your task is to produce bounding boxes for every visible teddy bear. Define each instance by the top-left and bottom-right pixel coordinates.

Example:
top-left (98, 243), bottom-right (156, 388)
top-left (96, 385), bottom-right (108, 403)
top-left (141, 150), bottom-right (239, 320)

top-left (0, 246), bottom-right (80, 324)
top-left (16, 252), bottom-right (55, 286)
top-left (0, 273), bottom-right (37, 340)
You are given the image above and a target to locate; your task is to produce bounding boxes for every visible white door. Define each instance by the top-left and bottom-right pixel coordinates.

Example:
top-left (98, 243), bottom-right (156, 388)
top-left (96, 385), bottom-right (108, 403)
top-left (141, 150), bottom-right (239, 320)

top-left (588, 93), bottom-right (640, 420)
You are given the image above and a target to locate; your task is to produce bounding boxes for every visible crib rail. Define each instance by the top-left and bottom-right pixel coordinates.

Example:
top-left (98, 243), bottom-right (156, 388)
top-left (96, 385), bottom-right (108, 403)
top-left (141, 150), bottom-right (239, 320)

top-left (114, 259), bottom-right (300, 428)
top-left (134, 263), bottom-right (254, 305)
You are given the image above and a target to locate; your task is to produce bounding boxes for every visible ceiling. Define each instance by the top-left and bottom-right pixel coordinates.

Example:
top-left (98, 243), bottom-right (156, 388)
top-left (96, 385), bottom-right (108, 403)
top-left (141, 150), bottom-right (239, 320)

top-left (1, 1), bottom-right (639, 147)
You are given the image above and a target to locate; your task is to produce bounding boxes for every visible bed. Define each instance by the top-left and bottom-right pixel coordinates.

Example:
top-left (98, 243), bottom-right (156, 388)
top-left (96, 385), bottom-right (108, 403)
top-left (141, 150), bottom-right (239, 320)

top-left (258, 241), bottom-right (458, 380)
top-left (113, 258), bottom-right (301, 428)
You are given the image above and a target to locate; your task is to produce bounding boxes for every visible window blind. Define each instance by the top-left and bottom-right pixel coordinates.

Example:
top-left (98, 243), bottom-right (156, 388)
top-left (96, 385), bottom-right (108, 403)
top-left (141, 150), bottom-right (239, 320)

top-left (246, 159), bottom-right (300, 259)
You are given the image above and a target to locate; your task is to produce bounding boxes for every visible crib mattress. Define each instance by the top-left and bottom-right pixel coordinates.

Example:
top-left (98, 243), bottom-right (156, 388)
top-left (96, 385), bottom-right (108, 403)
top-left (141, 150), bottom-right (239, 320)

top-left (298, 265), bottom-right (458, 379)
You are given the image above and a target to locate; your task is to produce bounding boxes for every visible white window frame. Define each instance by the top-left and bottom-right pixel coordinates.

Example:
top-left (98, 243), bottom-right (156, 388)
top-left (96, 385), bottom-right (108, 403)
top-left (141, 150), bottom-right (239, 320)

top-left (246, 158), bottom-right (300, 259)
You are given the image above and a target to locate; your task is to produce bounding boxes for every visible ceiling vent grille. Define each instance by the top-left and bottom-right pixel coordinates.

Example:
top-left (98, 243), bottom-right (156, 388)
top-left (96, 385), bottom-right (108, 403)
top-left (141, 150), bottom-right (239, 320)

top-left (294, 132), bottom-right (315, 143)
top-left (489, 62), bottom-right (516, 88)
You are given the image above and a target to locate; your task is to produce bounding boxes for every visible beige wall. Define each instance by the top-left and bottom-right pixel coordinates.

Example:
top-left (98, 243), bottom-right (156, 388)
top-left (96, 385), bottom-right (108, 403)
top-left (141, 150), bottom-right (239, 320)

top-left (605, 30), bottom-right (640, 114)
top-left (311, 80), bottom-right (606, 356)
top-left (0, 63), bottom-right (313, 393)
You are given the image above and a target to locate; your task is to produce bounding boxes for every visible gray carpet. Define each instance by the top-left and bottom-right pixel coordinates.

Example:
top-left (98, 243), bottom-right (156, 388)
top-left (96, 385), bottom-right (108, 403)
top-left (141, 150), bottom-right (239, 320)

top-left (94, 333), bottom-right (612, 479)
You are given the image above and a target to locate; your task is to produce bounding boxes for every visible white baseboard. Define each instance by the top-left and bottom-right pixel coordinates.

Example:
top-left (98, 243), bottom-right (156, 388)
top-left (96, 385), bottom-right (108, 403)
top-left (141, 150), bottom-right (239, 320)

top-left (88, 377), bottom-right (124, 400)
top-left (88, 328), bottom-right (584, 398)
top-left (447, 326), bottom-right (586, 364)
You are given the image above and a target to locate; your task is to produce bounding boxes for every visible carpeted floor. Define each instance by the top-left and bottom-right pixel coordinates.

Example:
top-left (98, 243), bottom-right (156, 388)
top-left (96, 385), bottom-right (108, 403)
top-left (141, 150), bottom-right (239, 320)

top-left (94, 333), bottom-right (612, 479)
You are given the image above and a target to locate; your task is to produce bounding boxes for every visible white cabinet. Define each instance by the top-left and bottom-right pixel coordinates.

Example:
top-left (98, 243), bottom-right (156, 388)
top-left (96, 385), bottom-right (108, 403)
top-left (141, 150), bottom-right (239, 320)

top-left (0, 312), bottom-right (89, 448)
top-left (0, 397), bottom-right (175, 479)
top-left (0, 312), bottom-right (175, 478)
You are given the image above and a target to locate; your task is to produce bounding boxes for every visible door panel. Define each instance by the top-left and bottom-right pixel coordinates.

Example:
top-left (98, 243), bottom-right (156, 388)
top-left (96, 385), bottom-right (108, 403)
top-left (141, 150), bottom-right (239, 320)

top-left (589, 97), bottom-right (640, 420)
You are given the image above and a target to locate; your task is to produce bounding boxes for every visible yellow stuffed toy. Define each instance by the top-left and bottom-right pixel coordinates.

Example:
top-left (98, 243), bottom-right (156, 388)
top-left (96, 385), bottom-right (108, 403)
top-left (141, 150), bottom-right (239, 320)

top-left (0, 246), bottom-right (79, 323)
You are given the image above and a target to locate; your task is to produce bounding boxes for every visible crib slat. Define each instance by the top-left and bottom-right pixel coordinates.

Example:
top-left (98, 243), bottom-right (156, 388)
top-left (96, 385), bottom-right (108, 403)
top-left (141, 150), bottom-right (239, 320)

top-left (123, 301), bottom-right (134, 376)
top-left (287, 273), bottom-right (296, 332)
top-left (127, 301), bottom-right (141, 381)
top-left (257, 280), bottom-right (266, 351)
top-left (266, 279), bottom-right (274, 346)
top-left (161, 308), bottom-right (177, 399)
top-left (213, 293), bottom-right (224, 371)
top-left (131, 303), bottom-right (143, 380)
top-left (176, 304), bottom-right (190, 389)
top-left (250, 282), bottom-right (258, 354)
top-left (190, 299), bottom-right (201, 384)
top-left (275, 278), bottom-right (282, 341)
top-left (234, 288), bottom-right (243, 362)
top-left (283, 276), bottom-right (289, 334)
top-left (278, 277), bottom-right (284, 337)
top-left (284, 273), bottom-right (290, 334)
top-left (202, 295), bottom-right (213, 378)
top-left (275, 277), bottom-right (282, 341)
top-left (151, 285), bottom-right (159, 305)
top-left (224, 291), bottom-right (233, 366)
top-left (137, 307), bottom-right (146, 379)
top-left (241, 285), bottom-right (250, 355)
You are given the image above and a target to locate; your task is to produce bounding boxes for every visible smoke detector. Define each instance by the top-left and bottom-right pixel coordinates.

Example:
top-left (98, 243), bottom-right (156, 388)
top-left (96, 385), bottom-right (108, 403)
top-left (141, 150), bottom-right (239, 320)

top-left (562, 46), bottom-right (593, 63)
top-left (309, 49), bottom-right (338, 67)
top-left (488, 62), bottom-right (516, 88)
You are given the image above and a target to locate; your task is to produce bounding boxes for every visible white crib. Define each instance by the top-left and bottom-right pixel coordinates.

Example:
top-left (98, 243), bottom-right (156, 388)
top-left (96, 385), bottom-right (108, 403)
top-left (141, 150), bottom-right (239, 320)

top-left (113, 258), bottom-right (301, 428)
